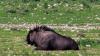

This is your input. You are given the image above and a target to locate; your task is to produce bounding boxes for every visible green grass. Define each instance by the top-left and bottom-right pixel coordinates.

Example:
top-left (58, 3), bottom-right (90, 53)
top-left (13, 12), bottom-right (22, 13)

top-left (0, 0), bottom-right (100, 24)
top-left (0, 0), bottom-right (100, 56)
top-left (0, 29), bottom-right (100, 56)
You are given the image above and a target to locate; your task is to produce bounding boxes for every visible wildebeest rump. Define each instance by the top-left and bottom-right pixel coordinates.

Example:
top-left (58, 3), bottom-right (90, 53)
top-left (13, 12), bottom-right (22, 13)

top-left (26, 25), bottom-right (79, 50)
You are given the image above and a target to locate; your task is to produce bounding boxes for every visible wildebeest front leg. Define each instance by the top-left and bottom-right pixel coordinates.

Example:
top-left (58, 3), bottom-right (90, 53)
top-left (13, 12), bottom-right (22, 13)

top-left (35, 47), bottom-right (47, 50)
top-left (35, 47), bottom-right (43, 50)
top-left (35, 44), bottom-right (48, 50)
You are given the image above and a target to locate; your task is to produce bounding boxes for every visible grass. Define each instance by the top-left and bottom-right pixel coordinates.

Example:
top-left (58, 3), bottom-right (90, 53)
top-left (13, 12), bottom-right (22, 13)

top-left (0, 29), bottom-right (100, 56)
top-left (0, 0), bottom-right (100, 56)
top-left (0, 0), bottom-right (100, 24)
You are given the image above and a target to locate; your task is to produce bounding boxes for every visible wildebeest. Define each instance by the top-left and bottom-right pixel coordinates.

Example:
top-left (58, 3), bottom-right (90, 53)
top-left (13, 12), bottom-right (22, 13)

top-left (26, 25), bottom-right (79, 50)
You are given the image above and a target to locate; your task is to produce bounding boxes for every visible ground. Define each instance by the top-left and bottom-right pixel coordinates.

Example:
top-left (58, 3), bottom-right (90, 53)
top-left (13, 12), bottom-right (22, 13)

top-left (0, 29), bottom-right (100, 56)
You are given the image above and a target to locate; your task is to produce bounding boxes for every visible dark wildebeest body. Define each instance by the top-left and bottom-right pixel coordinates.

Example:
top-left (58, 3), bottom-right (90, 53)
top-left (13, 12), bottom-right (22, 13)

top-left (26, 26), bottom-right (79, 50)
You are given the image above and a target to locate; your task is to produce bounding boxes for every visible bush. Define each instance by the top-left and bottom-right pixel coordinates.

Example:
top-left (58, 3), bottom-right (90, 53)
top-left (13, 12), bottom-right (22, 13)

top-left (79, 39), bottom-right (98, 47)
top-left (81, 1), bottom-right (91, 9)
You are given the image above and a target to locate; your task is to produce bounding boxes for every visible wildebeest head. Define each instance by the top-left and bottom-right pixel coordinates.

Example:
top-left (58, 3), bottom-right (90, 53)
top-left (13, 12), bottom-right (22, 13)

top-left (26, 29), bottom-right (34, 45)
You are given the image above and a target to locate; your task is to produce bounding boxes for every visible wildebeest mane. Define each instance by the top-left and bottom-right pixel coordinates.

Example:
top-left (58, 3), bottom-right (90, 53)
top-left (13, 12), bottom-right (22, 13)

top-left (30, 25), bottom-right (56, 32)
top-left (27, 25), bottom-right (70, 39)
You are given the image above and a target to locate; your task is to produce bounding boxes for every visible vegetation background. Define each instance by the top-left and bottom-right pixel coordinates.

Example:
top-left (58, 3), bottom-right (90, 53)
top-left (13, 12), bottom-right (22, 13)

top-left (0, 0), bottom-right (100, 56)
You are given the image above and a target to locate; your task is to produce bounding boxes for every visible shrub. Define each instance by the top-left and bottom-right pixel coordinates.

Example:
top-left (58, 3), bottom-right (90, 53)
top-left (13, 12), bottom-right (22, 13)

top-left (79, 39), bottom-right (98, 47)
